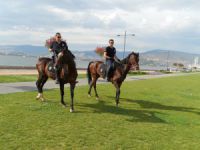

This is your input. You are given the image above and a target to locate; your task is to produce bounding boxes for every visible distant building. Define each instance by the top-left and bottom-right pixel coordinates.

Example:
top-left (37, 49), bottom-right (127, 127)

top-left (188, 57), bottom-right (200, 69)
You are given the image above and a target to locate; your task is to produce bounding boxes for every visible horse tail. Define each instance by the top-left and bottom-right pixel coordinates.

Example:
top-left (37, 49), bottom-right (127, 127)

top-left (87, 61), bottom-right (93, 84)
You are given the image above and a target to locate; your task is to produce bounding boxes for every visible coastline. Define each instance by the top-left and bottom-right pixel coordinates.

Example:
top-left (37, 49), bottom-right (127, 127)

top-left (0, 66), bottom-right (86, 75)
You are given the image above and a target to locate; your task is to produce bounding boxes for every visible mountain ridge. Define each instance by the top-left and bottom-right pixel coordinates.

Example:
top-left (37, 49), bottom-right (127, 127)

top-left (0, 45), bottom-right (199, 67)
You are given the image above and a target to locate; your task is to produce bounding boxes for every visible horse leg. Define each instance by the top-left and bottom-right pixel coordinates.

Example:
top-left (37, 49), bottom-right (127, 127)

top-left (88, 78), bottom-right (94, 97)
top-left (70, 83), bottom-right (75, 112)
top-left (115, 87), bottom-right (120, 107)
top-left (93, 78), bottom-right (99, 100)
top-left (36, 74), bottom-right (43, 100)
top-left (36, 75), bottom-right (48, 101)
top-left (39, 77), bottom-right (48, 101)
top-left (36, 81), bottom-right (42, 99)
top-left (59, 81), bottom-right (66, 107)
top-left (113, 82), bottom-right (121, 107)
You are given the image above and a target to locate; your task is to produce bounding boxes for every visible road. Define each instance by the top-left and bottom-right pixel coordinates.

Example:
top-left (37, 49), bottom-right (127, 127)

top-left (0, 73), bottom-right (198, 94)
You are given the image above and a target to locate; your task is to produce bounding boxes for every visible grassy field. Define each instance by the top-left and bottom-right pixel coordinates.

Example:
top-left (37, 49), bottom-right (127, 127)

top-left (0, 74), bottom-right (87, 83)
top-left (0, 72), bottom-right (147, 83)
top-left (0, 71), bottom-right (187, 84)
top-left (1, 74), bottom-right (200, 149)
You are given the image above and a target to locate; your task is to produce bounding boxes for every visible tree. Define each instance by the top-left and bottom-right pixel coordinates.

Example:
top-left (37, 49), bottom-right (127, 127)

top-left (173, 63), bottom-right (184, 69)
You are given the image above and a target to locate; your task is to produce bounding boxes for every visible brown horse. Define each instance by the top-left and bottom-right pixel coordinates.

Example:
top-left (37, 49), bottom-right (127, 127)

top-left (87, 51), bottom-right (139, 106)
top-left (36, 50), bottom-right (78, 112)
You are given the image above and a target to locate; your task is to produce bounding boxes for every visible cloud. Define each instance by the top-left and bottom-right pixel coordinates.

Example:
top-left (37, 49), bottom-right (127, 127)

top-left (0, 0), bottom-right (200, 53)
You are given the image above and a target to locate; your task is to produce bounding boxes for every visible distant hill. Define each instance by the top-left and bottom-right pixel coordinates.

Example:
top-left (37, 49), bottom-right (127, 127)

top-left (0, 45), bottom-right (199, 68)
top-left (0, 45), bottom-right (47, 56)
top-left (0, 45), bottom-right (131, 60)
top-left (140, 49), bottom-right (200, 67)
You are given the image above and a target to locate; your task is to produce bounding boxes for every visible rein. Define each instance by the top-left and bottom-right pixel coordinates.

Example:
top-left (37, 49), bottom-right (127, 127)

top-left (121, 54), bottom-right (131, 66)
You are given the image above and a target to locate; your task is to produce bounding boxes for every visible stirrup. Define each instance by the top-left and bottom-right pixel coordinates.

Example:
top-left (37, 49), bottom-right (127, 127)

top-left (55, 79), bottom-right (60, 84)
top-left (105, 77), bottom-right (110, 82)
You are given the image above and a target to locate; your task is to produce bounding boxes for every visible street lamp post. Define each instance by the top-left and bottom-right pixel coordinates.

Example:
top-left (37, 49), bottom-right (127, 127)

top-left (166, 50), bottom-right (170, 71)
top-left (117, 31), bottom-right (135, 58)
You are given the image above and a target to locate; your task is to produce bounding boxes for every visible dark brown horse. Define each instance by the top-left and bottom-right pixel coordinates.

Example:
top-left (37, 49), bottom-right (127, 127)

top-left (87, 52), bottom-right (139, 106)
top-left (36, 50), bottom-right (78, 112)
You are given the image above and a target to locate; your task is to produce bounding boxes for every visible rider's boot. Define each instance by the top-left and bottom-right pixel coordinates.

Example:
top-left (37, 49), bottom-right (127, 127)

top-left (106, 71), bottom-right (111, 82)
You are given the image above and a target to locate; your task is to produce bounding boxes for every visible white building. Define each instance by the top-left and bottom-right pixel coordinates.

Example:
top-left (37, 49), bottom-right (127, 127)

top-left (188, 57), bottom-right (200, 69)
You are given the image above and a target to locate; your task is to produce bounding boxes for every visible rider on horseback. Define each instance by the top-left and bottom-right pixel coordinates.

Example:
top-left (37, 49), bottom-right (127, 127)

top-left (49, 32), bottom-right (73, 84)
top-left (104, 39), bottom-right (120, 81)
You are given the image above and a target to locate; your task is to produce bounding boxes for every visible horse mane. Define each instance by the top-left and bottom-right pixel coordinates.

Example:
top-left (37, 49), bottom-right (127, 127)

top-left (121, 52), bottom-right (138, 64)
top-left (60, 50), bottom-right (76, 68)
top-left (38, 57), bottom-right (51, 61)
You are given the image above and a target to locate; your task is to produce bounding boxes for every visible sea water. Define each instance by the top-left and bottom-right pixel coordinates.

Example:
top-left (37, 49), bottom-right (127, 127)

top-left (0, 55), bottom-right (165, 70)
top-left (0, 55), bottom-right (90, 68)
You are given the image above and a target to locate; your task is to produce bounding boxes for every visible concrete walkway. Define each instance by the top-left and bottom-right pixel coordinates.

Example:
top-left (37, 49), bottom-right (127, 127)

top-left (0, 73), bottom-right (198, 94)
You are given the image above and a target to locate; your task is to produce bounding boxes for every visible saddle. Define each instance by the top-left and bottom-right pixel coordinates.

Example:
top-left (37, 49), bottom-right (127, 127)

top-left (47, 59), bottom-right (62, 74)
top-left (100, 63), bottom-right (107, 78)
top-left (99, 63), bottom-right (116, 79)
top-left (101, 60), bottom-right (123, 79)
top-left (47, 61), bottom-right (56, 73)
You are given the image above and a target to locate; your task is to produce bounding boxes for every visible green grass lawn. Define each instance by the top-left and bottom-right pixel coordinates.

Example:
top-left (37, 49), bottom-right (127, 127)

top-left (0, 72), bottom-right (152, 83)
top-left (1, 74), bottom-right (200, 149)
top-left (0, 74), bottom-right (86, 83)
top-left (0, 75), bottom-right (37, 83)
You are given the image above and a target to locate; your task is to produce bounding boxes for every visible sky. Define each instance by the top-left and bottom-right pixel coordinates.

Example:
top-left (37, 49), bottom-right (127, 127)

top-left (0, 0), bottom-right (200, 53)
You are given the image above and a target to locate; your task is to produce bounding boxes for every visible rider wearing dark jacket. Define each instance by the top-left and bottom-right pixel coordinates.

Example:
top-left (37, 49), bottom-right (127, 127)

top-left (50, 40), bottom-right (68, 56)
top-left (49, 33), bottom-right (69, 84)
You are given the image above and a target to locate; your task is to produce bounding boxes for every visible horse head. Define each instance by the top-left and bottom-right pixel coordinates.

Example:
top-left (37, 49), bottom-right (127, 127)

top-left (127, 52), bottom-right (140, 70)
top-left (57, 50), bottom-right (75, 66)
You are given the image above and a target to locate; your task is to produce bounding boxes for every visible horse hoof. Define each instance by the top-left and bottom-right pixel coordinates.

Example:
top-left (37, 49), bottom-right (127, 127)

top-left (36, 95), bottom-right (41, 100)
top-left (96, 97), bottom-right (99, 100)
top-left (40, 97), bottom-right (45, 102)
top-left (62, 104), bottom-right (67, 108)
top-left (70, 108), bottom-right (74, 113)
top-left (36, 93), bottom-right (44, 101)
top-left (88, 94), bottom-right (91, 98)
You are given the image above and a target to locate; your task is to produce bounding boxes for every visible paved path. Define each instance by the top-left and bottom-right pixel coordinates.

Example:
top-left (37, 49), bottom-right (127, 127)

top-left (0, 73), bottom-right (198, 94)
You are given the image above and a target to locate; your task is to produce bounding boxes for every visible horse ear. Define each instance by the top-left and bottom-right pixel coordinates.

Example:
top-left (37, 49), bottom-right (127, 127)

top-left (132, 51), bottom-right (139, 56)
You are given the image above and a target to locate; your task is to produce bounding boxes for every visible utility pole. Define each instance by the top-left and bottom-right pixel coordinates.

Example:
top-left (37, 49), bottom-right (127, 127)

top-left (117, 31), bottom-right (135, 59)
top-left (166, 50), bottom-right (170, 71)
